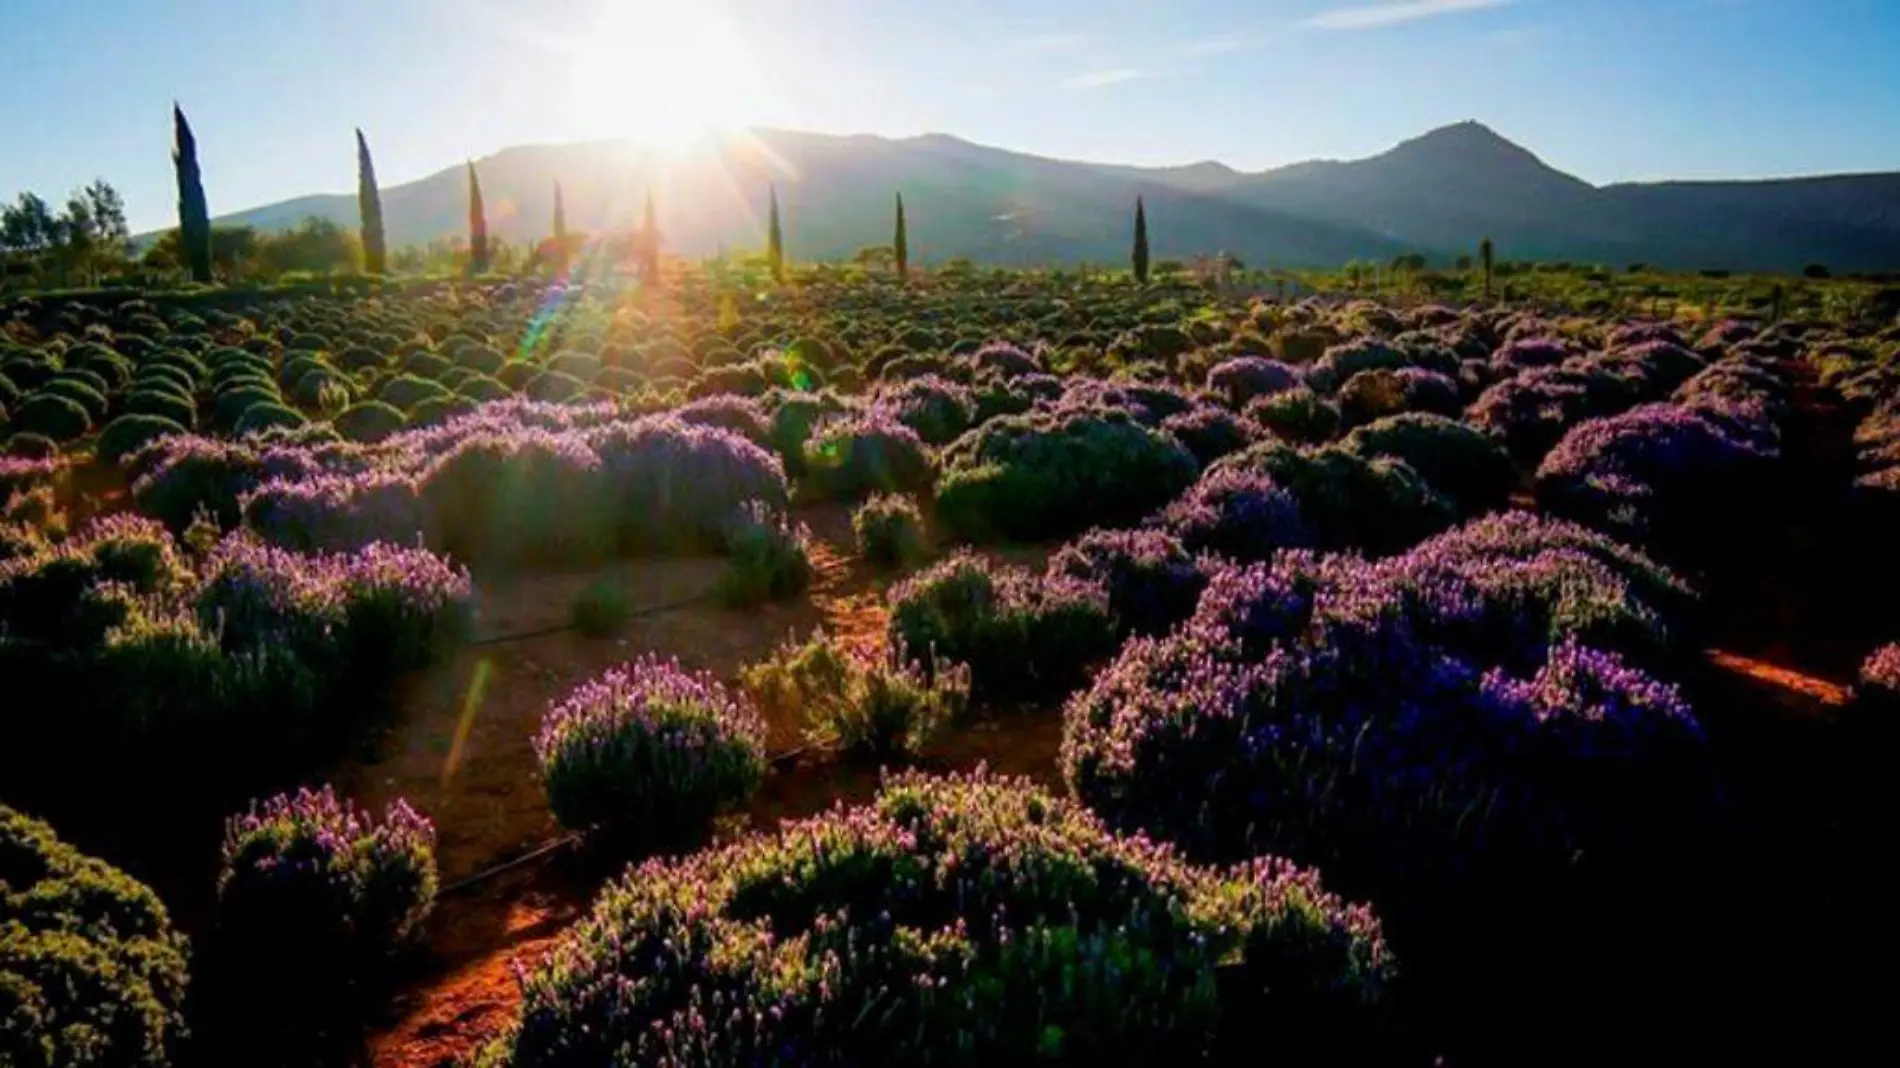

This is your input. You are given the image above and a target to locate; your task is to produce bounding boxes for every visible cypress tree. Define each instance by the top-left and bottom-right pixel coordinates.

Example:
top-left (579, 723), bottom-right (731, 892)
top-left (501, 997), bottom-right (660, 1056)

top-left (767, 184), bottom-right (784, 282)
top-left (172, 103), bottom-right (212, 284)
top-left (894, 192), bottom-right (908, 280)
top-left (356, 128), bottom-right (386, 275)
top-left (1132, 196), bottom-right (1150, 285)
top-left (1480, 237), bottom-right (1495, 301)
top-left (467, 162), bottom-right (488, 274)
top-left (641, 190), bottom-right (660, 280)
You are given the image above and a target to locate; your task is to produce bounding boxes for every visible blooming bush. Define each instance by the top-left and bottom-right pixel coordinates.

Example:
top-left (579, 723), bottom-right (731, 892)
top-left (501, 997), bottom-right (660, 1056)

top-left (1206, 355), bottom-right (1303, 407)
top-left (477, 771), bottom-right (1392, 1067)
top-left (534, 656), bottom-right (766, 845)
top-left (852, 492), bottom-right (927, 570)
top-left (1212, 440), bottom-right (1454, 556)
top-left (876, 374), bottom-right (978, 445)
top-left (1151, 466), bottom-right (1313, 563)
top-left (1159, 405), bottom-right (1252, 467)
top-left (1534, 402), bottom-right (1778, 553)
top-left (1045, 527), bottom-right (1208, 638)
top-left (1852, 643), bottom-right (1900, 723)
top-left (1243, 387), bottom-right (1340, 444)
top-left (1, 804), bottom-right (192, 1068)
top-left (1063, 548), bottom-right (1718, 1040)
top-left (743, 631), bottom-right (970, 759)
top-left (1336, 367), bottom-right (1462, 429)
top-left (1341, 413), bottom-right (1518, 518)
top-left (935, 407), bottom-right (1198, 543)
top-left (716, 500), bottom-right (814, 607)
top-left (887, 552), bottom-right (1116, 703)
top-left (800, 412), bottom-right (935, 500)
top-left (216, 787), bottom-right (438, 971)
top-left (1465, 365), bottom-right (1638, 466)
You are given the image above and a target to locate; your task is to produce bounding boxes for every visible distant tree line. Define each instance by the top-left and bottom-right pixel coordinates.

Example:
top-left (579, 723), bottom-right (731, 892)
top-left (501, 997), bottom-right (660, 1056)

top-left (4, 102), bottom-right (1883, 295)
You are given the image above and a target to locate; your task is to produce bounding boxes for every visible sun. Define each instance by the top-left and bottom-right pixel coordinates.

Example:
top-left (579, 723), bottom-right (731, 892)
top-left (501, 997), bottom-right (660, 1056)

top-left (569, 0), bottom-right (766, 149)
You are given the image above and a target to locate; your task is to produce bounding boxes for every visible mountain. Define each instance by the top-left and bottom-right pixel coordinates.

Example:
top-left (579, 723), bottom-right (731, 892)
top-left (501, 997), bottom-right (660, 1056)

top-left (175, 122), bottom-right (1900, 272)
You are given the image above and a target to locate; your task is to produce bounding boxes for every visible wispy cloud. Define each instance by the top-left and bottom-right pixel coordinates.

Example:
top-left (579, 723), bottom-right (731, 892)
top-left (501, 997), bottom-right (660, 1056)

top-left (1061, 68), bottom-right (1147, 90)
top-left (1176, 34), bottom-right (1255, 57)
top-left (1303, 0), bottom-right (1515, 31)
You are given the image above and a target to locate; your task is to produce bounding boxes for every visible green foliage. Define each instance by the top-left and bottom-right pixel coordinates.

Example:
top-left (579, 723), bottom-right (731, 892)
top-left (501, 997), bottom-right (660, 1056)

top-left (743, 632), bottom-right (970, 760)
top-left (570, 579), bottom-right (634, 638)
top-left (853, 493), bottom-right (927, 569)
top-left (12, 394), bottom-right (90, 442)
top-left (356, 129), bottom-right (387, 274)
top-left (1132, 196), bottom-right (1150, 285)
top-left (98, 414), bottom-right (186, 466)
top-left (717, 503), bottom-right (814, 607)
top-left (172, 105), bottom-right (212, 282)
top-left (1, 804), bottom-right (192, 1068)
top-left (332, 400), bottom-right (407, 443)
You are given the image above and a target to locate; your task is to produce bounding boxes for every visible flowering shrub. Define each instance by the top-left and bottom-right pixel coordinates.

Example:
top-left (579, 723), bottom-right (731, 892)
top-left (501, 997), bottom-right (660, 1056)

top-left (534, 656), bottom-right (766, 845)
top-left (1243, 387), bottom-right (1340, 444)
top-left (1305, 338), bottom-right (1408, 394)
top-left (1151, 466), bottom-right (1313, 563)
top-left (716, 501), bottom-right (814, 607)
top-left (800, 412), bottom-right (935, 500)
top-left (98, 414), bottom-right (188, 467)
top-left (852, 492), bottom-right (927, 569)
top-left (1489, 337), bottom-right (1572, 377)
top-left (477, 771), bottom-right (1392, 1067)
top-left (1341, 413), bottom-right (1517, 517)
top-left (887, 552), bottom-right (1116, 703)
top-left (1852, 643), bottom-right (1900, 721)
top-left (1465, 364), bottom-right (1640, 466)
top-left (1063, 548), bottom-right (1718, 1038)
top-left (742, 631), bottom-right (970, 759)
top-left (935, 407), bottom-right (1198, 543)
top-left (1337, 367), bottom-right (1462, 429)
top-left (1212, 440), bottom-right (1454, 556)
top-left (1534, 402), bottom-right (1778, 553)
top-left (1206, 355), bottom-right (1303, 407)
top-left (131, 436), bottom-right (270, 531)
top-left (216, 787), bottom-right (438, 971)
top-left (1159, 405), bottom-right (1252, 467)
top-left (1, 804), bottom-right (191, 1068)
top-left (877, 374), bottom-right (978, 445)
top-left (1045, 527), bottom-right (1209, 638)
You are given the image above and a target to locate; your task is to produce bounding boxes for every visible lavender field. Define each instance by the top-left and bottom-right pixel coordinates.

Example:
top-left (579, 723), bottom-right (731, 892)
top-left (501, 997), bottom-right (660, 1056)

top-left (4, 270), bottom-right (1897, 1067)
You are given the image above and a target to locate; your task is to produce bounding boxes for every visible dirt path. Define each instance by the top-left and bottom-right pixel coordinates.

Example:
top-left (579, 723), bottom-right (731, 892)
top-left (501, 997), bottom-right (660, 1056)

top-left (352, 505), bottom-right (1060, 1068)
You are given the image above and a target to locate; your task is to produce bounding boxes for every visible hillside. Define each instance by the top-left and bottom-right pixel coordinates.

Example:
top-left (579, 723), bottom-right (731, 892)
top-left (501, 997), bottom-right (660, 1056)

top-left (177, 122), bottom-right (1900, 272)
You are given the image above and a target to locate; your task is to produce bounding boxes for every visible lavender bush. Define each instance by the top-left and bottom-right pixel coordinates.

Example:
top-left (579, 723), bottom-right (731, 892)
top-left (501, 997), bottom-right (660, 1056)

top-left (743, 631), bottom-right (970, 760)
top-left (477, 771), bottom-right (1392, 1067)
top-left (934, 407), bottom-right (1198, 543)
top-left (852, 492), bottom-right (927, 569)
top-left (216, 786), bottom-right (438, 970)
top-left (887, 552), bottom-right (1116, 703)
top-left (1045, 527), bottom-right (1209, 638)
top-left (534, 656), bottom-right (766, 845)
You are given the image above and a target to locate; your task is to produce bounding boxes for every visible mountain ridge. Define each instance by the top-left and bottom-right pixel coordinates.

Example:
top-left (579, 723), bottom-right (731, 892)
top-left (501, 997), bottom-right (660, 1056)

top-left (165, 121), bottom-right (1900, 272)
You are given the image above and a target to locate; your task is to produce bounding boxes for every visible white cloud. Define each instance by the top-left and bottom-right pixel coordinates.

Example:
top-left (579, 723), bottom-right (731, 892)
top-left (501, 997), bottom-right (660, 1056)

top-left (1061, 68), bottom-right (1146, 90)
top-left (1177, 35), bottom-right (1254, 57)
top-left (1303, 0), bottom-right (1516, 31)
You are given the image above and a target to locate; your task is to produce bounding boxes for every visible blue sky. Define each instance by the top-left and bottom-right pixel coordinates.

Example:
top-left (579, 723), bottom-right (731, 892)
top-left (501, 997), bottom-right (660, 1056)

top-left (4, 0), bottom-right (1899, 232)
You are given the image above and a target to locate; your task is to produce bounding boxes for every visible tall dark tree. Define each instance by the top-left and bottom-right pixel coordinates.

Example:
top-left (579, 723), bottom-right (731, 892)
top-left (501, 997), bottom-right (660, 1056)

top-left (1480, 237), bottom-right (1495, 301)
top-left (1131, 196), bottom-right (1150, 285)
top-left (766, 184), bottom-right (784, 282)
top-left (640, 190), bottom-right (661, 280)
top-left (172, 104), bottom-right (212, 283)
top-left (356, 128), bottom-right (386, 275)
top-left (467, 162), bottom-right (489, 274)
top-left (894, 192), bottom-right (908, 280)
top-left (552, 181), bottom-right (567, 245)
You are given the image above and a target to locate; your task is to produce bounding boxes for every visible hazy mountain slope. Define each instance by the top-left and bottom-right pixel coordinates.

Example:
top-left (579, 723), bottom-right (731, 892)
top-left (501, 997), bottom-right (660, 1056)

top-left (182, 122), bottom-right (1900, 271)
